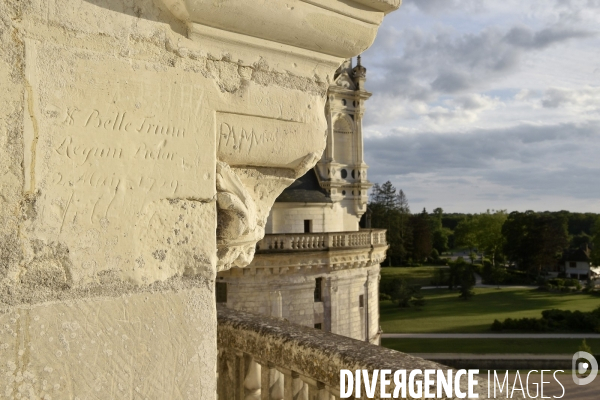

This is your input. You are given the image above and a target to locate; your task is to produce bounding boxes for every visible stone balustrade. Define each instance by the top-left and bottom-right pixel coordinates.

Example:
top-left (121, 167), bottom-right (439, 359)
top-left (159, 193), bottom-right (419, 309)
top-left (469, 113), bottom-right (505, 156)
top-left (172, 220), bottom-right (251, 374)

top-left (217, 307), bottom-right (517, 400)
top-left (256, 229), bottom-right (387, 252)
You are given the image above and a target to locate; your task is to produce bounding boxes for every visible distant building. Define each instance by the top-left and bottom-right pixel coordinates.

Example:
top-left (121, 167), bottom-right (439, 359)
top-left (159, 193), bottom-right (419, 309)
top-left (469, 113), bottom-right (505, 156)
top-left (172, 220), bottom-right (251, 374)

top-left (216, 57), bottom-right (388, 343)
top-left (561, 246), bottom-right (592, 280)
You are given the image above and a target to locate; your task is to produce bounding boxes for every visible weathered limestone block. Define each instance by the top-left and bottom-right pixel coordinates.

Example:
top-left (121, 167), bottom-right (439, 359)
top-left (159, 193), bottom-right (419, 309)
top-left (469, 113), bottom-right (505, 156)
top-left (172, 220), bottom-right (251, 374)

top-left (0, 287), bottom-right (215, 399)
top-left (0, 0), bottom-right (399, 398)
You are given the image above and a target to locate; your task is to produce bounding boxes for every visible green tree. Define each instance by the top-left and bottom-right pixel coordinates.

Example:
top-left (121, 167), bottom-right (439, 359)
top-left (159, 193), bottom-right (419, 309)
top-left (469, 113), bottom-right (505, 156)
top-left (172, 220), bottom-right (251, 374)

top-left (432, 229), bottom-right (451, 254)
top-left (590, 217), bottom-right (600, 266)
top-left (387, 278), bottom-right (425, 308)
top-left (430, 207), bottom-right (450, 254)
top-left (455, 217), bottom-right (477, 254)
top-left (455, 211), bottom-right (507, 266)
top-left (474, 210), bottom-right (507, 267)
top-left (533, 213), bottom-right (569, 273)
top-left (448, 259), bottom-right (476, 299)
top-left (369, 182), bottom-right (412, 265)
top-left (486, 264), bottom-right (508, 287)
top-left (411, 208), bottom-right (432, 263)
top-left (432, 207), bottom-right (443, 231)
top-left (570, 232), bottom-right (592, 250)
top-left (502, 211), bottom-right (569, 275)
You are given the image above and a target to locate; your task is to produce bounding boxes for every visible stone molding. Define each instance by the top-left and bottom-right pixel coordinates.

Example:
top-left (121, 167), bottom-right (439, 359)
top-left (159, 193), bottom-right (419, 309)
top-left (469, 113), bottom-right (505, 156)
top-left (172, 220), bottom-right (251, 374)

top-left (159, 0), bottom-right (400, 58)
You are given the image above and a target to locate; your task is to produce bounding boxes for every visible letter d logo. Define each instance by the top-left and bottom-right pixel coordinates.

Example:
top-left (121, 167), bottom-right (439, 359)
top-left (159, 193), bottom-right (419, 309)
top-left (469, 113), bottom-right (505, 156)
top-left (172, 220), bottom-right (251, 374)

top-left (572, 351), bottom-right (598, 386)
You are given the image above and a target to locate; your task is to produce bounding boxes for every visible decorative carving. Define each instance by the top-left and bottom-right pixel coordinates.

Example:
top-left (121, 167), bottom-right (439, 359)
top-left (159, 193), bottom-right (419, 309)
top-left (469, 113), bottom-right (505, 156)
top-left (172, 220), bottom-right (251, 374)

top-left (334, 73), bottom-right (356, 90)
top-left (216, 152), bottom-right (321, 271)
top-left (216, 161), bottom-right (261, 271)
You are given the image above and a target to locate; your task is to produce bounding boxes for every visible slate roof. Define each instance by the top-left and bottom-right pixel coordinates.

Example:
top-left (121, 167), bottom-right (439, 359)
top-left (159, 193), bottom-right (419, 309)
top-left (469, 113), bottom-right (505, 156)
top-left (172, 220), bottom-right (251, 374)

top-left (275, 169), bottom-right (332, 203)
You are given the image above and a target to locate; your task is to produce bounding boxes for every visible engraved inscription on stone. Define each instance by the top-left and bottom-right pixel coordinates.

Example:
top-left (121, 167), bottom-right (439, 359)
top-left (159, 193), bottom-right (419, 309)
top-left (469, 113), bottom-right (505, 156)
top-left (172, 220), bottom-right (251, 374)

top-left (52, 109), bottom-right (187, 202)
top-left (22, 42), bottom-right (216, 283)
top-left (217, 112), bottom-right (320, 168)
top-left (48, 106), bottom-right (202, 220)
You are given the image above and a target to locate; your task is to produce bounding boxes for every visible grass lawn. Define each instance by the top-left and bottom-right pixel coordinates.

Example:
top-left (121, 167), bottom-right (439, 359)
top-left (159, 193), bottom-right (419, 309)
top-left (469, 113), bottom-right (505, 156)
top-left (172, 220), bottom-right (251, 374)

top-left (382, 338), bottom-right (600, 354)
top-left (380, 266), bottom-right (448, 287)
top-left (380, 287), bottom-right (600, 333)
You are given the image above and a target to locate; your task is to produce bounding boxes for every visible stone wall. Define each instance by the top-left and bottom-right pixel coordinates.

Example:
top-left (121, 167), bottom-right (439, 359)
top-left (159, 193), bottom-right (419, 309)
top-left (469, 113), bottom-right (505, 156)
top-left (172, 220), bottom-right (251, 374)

top-left (0, 0), bottom-right (399, 398)
top-left (267, 203), bottom-right (344, 234)
top-left (220, 262), bottom-right (381, 342)
top-left (267, 200), bottom-right (363, 234)
top-left (0, 286), bottom-right (216, 399)
top-left (1, 1), bottom-right (224, 396)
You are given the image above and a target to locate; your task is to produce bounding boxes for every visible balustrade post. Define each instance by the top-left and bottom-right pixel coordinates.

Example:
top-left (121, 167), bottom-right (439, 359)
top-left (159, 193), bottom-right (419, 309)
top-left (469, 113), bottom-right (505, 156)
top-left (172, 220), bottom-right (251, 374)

top-left (237, 352), bottom-right (246, 400)
top-left (261, 362), bottom-right (270, 400)
top-left (317, 382), bottom-right (330, 400)
top-left (283, 370), bottom-right (294, 400)
top-left (218, 349), bottom-right (245, 400)
top-left (269, 364), bottom-right (285, 400)
top-left (244, 357), bottom-right (262, 400)
top-left (292, 372), bottom-right (308, 400)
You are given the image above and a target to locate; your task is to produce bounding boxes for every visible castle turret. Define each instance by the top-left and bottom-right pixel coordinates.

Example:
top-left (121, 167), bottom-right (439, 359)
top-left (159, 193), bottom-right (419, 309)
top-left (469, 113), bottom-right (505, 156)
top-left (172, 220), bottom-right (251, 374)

top-left (315, 56), bottom-right (372, 228)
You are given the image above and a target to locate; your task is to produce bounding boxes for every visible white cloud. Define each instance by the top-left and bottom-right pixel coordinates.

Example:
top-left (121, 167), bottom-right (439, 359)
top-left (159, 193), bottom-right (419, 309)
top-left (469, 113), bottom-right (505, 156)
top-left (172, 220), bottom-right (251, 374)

top-left (359, 0), bottom-right (600, 212)
top-left (541, 87), bottom-right (600, 111)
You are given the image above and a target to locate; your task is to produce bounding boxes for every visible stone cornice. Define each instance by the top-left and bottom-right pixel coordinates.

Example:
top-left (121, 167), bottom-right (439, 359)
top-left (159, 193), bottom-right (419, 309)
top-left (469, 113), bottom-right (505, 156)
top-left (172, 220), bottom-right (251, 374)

top-left (159, 0), bottom-right (400, 59)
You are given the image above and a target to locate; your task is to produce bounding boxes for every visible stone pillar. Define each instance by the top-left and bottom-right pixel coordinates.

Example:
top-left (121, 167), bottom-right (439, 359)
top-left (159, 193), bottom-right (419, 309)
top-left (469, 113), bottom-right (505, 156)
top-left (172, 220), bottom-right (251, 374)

top-left (0, 0), bottom-right (399, 398)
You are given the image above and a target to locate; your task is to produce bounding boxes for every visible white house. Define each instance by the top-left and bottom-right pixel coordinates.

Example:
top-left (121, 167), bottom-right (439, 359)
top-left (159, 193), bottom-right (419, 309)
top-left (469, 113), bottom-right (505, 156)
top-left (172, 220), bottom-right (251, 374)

top-left (562, 246), bottom-right (592, 280)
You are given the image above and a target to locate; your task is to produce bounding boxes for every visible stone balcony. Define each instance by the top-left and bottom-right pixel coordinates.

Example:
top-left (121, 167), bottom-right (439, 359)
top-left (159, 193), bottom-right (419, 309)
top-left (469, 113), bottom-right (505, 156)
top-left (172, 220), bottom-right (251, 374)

top-left (257, 229), bottom-right (387, 252)
top-left (217, 307), bottom-right (514, 400)
top-left (241, 229), bottom-right (388, 272)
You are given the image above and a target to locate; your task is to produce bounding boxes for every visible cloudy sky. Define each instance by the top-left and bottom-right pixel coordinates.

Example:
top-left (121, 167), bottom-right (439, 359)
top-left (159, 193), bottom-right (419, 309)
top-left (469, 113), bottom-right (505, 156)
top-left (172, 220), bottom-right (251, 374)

top-left (361, 0), bottom-right (600, 213)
